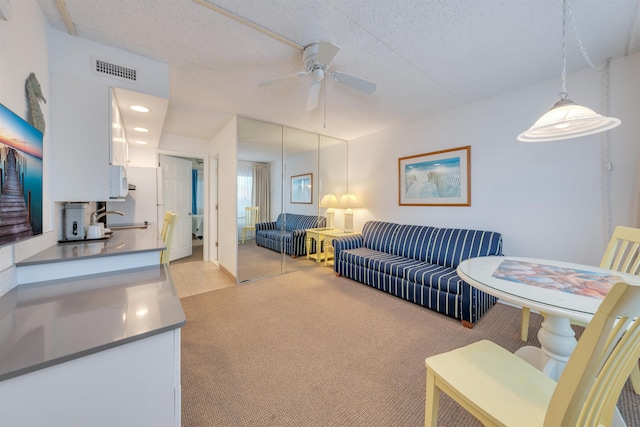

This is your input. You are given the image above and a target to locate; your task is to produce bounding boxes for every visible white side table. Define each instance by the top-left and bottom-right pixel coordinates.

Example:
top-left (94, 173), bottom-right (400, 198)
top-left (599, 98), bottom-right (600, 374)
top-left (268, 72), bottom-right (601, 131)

top-left (305, 228), bottom-right (337, 263)
top-left (321, 230), bottom-right (361, 266)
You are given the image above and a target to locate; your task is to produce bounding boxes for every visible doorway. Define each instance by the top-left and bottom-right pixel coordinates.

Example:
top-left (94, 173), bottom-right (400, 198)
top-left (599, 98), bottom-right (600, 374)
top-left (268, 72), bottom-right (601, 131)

top-left (159, 153), bottom-right (211, 263)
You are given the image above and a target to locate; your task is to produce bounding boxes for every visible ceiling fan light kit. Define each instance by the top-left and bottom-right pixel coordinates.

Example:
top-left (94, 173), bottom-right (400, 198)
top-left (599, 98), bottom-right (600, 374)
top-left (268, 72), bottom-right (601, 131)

top-left (517, 0), bottom-right (621, 142)
top-left (259, 41), bottom-right (377, 111)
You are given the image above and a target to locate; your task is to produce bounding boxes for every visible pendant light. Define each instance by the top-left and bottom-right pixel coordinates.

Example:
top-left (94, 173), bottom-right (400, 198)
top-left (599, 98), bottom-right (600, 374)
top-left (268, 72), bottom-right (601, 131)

top-left (517, 0), bottom-right (620, 142)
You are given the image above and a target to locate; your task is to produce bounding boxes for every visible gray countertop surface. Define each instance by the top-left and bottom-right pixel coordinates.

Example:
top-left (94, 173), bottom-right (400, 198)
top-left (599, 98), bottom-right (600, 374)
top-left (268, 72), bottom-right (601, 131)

top-left (0, 264), bottom-right (186, 381)
top-left (16, 226), bottom-right (165, 266)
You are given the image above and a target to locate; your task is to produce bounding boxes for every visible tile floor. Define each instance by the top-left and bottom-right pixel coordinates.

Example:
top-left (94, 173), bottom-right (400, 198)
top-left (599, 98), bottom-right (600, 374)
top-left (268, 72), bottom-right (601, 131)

top-left (169, 239), bottom-right (235, 298)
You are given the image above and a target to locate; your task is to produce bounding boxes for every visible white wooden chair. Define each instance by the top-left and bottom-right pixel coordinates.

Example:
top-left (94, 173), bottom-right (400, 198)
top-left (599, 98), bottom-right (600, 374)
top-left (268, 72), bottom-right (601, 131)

top-left (520, 226), bottom-right (640, 394)
top-left (160, 211), bottom-right (177, 264)
top-left (241, 206), bottom-right (259, 244)
top-left (425, 280), bottom-right (640, 426)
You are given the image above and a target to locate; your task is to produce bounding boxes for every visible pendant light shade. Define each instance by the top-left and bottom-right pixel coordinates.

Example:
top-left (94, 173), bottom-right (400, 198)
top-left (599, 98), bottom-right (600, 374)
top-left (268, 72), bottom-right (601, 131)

top-left (517, 98), bottom-right (621, 142)
top-left (518, 0), bottom-right (621, 143)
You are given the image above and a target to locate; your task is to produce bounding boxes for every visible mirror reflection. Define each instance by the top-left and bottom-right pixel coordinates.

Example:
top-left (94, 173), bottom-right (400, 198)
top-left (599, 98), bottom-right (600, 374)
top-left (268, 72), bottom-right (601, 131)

top-left (236, 117), bottom-right (347, 283)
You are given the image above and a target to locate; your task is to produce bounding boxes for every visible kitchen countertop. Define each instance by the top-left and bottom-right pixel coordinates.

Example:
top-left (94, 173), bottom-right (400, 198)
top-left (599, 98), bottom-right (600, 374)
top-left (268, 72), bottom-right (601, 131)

top-left (16, 226), bottom-right (164, 266)
top-left (0, 264), bottom-right (185, 381)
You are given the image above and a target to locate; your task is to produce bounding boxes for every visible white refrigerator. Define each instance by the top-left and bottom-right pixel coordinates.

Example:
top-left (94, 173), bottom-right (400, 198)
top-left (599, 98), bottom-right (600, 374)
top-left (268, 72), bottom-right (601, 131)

top-left (107, 166), bottom-right (163, 230)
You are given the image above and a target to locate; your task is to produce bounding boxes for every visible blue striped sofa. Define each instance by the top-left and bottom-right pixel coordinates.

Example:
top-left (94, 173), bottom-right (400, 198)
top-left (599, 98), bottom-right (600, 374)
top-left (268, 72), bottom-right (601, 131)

top-left (255, 213), bottom-right (326, 257)
top-left (333, 221), bottom-right (503, 327)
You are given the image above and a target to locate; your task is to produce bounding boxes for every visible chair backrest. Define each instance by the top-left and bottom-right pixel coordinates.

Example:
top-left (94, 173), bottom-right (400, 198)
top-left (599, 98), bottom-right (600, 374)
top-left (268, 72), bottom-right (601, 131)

top-left (245, 207), bottom-right (259, 227)
top-left (160, 211), bottom-right (177, 264)
top-left (599, 226), bottom-right (640, 275)
top-left (544, 281), bottom-right (640, 426)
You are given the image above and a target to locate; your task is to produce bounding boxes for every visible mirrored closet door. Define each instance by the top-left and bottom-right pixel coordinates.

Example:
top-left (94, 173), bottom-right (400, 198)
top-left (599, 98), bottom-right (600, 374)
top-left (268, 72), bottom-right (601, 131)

top-left (236, 117), bottom-right (347, 283)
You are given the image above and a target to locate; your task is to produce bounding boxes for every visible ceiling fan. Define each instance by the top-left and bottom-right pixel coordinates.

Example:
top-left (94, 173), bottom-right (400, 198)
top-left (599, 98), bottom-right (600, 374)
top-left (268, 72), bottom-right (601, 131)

top-left (258, 41), bottom-right (377, 111)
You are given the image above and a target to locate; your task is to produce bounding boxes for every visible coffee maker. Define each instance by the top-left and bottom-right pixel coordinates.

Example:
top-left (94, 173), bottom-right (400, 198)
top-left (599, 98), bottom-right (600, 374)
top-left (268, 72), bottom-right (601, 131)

top-left (64, 203), bottom-right (86, 240)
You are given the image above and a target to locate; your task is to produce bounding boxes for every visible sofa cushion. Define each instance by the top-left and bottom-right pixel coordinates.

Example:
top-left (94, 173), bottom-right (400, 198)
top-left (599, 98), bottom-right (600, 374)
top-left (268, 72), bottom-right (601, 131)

top-left (390, 224), bottom-right (438, 262)
top-left (261, 229), bottom-right (292, 241)
top-left (342, 248), bottom-right (424, 277)
top-left (362, 221), bottom-right (401, 253)
top-left (428, 228), bottom-right (503, 268)
top-left (404, 263), bottom-right (462, 293)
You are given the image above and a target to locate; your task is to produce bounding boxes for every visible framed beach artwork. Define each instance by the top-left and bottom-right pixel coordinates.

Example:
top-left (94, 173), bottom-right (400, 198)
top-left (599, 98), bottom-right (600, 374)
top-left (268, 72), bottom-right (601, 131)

top-left (291, 173), bottom-right (312, 204)
top-left (398, 145), bottom-right (470, 206)
top-left (0, 102), bottom-right (44, 246)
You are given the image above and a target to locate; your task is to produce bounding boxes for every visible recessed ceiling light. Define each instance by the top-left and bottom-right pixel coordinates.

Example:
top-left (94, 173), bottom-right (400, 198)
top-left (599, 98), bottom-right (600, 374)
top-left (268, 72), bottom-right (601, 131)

top-left (130, 105), bottom-right (150, 113)
top-left (135, 140), bottom-right (148, 145)
top-left (133, 127), bottom-right (149, 132)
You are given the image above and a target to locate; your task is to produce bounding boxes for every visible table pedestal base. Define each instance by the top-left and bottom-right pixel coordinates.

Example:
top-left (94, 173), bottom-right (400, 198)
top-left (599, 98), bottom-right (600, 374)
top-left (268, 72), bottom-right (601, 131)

top-left (514, 314), bottom-right (626, 426)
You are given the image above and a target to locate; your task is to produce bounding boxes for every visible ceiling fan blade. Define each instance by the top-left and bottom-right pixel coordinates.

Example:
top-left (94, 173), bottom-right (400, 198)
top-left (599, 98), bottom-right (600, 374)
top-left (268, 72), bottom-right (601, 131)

top-left (258, 70), bottom-right (309, 87)
top-left (316, 41), bottom-right (340, 65)
top-left (306, 79), bottom-right (322, 111)
top-left (331, 71), bottom-right (377, 94)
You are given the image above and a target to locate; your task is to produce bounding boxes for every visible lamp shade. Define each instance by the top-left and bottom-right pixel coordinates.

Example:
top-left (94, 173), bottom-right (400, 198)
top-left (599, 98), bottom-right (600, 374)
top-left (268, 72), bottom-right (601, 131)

top-left (338, 193), bottom-right (361, 209)
top-left (518, 98), bottom-right (621, 143)
top-left (319, 193), bottom-right (338, 208)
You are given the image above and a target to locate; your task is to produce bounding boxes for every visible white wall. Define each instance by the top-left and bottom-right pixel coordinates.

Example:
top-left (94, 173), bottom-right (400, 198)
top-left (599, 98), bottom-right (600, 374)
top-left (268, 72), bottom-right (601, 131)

top-left (158, 133), bottom-right (210, 156)
top-left (284, 149), bottom-right (318, 216)
top-left (0, 0), bottom-right (55, 296)
top-left (210, 117), bottom-right (237, 277)
top-left (127, 144), bottom-right (157, 167)
top-left (48, 28), bottom-right (169, 99)
top-left (349, 53), bottom-right (640, 266)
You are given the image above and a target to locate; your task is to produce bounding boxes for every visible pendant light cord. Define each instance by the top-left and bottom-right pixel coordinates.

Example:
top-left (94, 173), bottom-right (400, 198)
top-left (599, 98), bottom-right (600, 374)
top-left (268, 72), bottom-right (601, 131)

top-left (560, 0), bottom-right (568, 99)
top-left (566, 0), bottom-right (608, 73)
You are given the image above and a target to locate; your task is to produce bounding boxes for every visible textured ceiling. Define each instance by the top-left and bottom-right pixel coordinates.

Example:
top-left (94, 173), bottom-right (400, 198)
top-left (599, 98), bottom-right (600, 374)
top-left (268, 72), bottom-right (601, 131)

top-left (36, 0), bottom-right (640, 144)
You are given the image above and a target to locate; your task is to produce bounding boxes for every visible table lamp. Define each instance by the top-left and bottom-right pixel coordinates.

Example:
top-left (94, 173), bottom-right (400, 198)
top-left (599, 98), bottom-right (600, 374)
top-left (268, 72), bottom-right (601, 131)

top-left (319, 193), bottom-right (338, 229)
top-left (338, 193), bottom-right (361, 233)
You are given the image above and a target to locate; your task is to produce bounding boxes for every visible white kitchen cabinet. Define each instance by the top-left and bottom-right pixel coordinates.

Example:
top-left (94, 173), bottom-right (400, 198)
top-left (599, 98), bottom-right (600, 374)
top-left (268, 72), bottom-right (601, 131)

top-left (0, 329), bottom-right (181, 427)
top-left (50, 73), bottom-right (111, 201)
top-left (110, 87), bottom-right (128, 166)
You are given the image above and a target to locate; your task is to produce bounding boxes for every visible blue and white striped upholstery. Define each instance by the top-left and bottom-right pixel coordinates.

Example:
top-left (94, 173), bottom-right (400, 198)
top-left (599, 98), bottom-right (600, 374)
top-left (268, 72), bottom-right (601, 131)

top-left (427, 228), bottom-right (503, 268)
top-left (256, 213), bottom-right (326, 257)
top-left (389, 224), bottom-right (438, 262)
top-left (333, 221), bottom-right (503, 326)
top-left (361, 221), bottom-right (401, 253)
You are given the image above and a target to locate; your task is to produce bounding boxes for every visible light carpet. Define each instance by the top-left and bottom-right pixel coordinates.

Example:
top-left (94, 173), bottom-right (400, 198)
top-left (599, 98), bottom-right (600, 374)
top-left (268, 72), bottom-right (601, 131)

top-left (180, 264), bottom-right (640, 426)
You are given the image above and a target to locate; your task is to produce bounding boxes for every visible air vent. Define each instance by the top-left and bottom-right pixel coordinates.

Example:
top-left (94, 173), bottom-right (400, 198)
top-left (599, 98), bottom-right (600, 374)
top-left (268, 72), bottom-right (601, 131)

top-left (91, 56), bottom-right (137, 82)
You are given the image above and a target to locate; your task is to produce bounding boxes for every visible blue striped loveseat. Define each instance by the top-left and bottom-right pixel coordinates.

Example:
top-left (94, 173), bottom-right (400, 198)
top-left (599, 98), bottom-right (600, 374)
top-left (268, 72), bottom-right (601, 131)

top-left (255, 213), bottom-right (326, 257)
top-left (333, 221), bottom-right (503, 327)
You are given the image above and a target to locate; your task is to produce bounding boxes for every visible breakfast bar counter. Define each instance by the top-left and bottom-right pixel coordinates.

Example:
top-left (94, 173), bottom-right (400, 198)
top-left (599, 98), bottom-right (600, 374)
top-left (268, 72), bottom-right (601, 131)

top-left (2, 228), bottom-right (185, 427)
top-left (15, 226), bottom-right (166, 284)
top-left (16, 225), bottom-right (164, 266)
top-left (0, 264), bottom-right (185, 381)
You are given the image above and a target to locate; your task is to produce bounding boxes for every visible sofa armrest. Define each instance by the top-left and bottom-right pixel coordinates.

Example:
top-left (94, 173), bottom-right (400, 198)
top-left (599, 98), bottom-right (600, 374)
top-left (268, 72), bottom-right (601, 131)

top-left (255, 221), bottom-right (276, 231)
top-left (332, 235), bottom-right (363, 261)
top-left (291, 228), bottom-right (308, 238)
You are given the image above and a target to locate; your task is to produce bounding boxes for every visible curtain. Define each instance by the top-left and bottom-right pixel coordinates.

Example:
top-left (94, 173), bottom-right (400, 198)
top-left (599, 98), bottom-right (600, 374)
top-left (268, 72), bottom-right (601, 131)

top-left (191, 167), bottom-right (204, 215)
top-left (237, 161), bottom-right (253, 240)
top-left (192, 169), bottom-right (198, 214)
top-left (252, 162), bottom-right (270, 223)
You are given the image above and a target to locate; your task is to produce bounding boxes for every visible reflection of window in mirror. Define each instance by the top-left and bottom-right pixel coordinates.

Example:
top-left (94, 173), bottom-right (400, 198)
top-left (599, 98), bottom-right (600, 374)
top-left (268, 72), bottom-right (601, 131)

top-left (237, 117), bottom-right (284, 283)
top-left (236, 117), bottom-right (348, 284)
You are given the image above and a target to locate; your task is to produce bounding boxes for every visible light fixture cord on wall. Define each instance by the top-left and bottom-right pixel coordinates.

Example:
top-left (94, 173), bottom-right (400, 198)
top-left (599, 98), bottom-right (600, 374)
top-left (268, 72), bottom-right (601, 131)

top-left (603, 58), bottom-right (613, 239)
top-left (566, 0), bottom-right (614, 239)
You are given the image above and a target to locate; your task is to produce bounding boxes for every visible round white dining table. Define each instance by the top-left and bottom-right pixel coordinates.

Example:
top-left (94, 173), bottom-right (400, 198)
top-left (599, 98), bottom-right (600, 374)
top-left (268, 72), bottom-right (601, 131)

top-left (457, 255), bottom-right (640, 381)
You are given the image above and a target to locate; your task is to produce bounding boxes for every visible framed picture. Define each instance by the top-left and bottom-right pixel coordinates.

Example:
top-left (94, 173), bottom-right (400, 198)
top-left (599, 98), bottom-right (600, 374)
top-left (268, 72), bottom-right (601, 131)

top-left (398, 145), bottom-right (470, 206)
top-left (0, 102), bottom-right (44, 246)
top-left (291, 173), bottom-right (313, 204)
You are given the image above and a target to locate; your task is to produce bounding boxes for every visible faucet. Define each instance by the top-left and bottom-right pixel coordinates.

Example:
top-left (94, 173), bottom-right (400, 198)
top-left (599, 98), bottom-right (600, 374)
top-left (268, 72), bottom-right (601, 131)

top-left (91, 207), bottom-right (125, 224)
